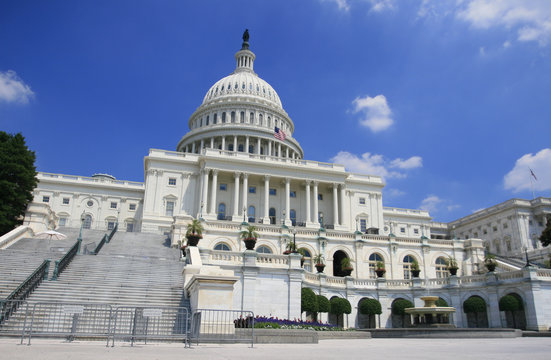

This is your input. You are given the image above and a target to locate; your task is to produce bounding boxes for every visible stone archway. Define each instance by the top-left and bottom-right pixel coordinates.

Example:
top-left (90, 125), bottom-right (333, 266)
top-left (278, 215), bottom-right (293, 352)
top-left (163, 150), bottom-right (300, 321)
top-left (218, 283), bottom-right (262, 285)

top-left (500, 293), bottom-right (526, 330)
top-left (333, 250), bottom-right (348, 277)
top-left (463, 295), bottom-right (489, 328)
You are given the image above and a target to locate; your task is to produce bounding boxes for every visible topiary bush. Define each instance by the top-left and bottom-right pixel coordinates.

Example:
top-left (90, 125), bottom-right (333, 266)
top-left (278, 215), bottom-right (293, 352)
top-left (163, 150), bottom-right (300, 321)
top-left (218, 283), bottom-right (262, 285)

top-left (317, 295), bottom-right (330, 313)
top-left (330, 297), bottom-right (352, 315)
top-left (463, 296), bottom-right (487, 313)
top-left (499, 295), bottom-right (523, 312)
top-left (391, 299), bottom-right (414, 316)
top-left (359, 298), bottom-right (382, 315)
top-left (436, 297), bottom-right (449, 307)
top-left (301, 288), bottom-right (318, 313)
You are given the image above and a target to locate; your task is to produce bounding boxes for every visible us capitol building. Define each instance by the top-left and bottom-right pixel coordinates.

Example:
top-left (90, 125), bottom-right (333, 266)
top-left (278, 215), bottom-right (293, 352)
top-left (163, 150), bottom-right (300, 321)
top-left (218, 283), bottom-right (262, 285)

top-left (20, 32), bottom-right (551, 330)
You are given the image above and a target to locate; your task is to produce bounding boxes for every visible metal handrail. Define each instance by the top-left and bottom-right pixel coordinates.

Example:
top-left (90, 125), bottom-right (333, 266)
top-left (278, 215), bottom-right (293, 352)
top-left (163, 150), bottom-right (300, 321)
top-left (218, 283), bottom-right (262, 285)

top-left (1, 259), bottom-right (50, 323)
top-left (92, 234), bottom-right (108, 255)
top-left (107, 222), bottom-right (118, 242)
top-left (52, 240), bottom-right (79, 280)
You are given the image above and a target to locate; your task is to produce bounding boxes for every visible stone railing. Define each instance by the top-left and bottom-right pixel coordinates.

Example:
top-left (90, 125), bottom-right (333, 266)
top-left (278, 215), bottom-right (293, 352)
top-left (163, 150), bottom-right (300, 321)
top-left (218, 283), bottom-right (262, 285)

top-left (496, 270), bottom-right (525, 281)
top-left (536, 269), bottom-right (551, 278)
top-left (457, 274), bottom-right (487, 285)
top-left (325, 276), bottom-right (346, 288)
top-left (38, 172), bottom-right (144, 189)
top-left (208, 250), bottom-right (244, 265)
top-left (256, 253), bottom-right (289, 267)
top-left (386, 279), bottom-right (414, 288)
top-left (423, 277), bottom-right (450, 287)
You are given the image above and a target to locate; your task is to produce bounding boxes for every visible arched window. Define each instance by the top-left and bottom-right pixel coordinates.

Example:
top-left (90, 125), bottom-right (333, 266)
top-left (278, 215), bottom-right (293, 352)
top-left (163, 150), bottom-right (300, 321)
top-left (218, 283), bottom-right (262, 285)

top-left (231, 111), bottom-right (235, 123)
top-left (83, 214), bottom-right (92, 229)
top-left (259, 114), bottom-right (263, 126)
top-left (240, 111), bottom-right (245, 123)
top-left (222, 112), bottom-right (226, 123)
top-left (238, 144), bottom-right (244, 152)
top-left (249, 112), bottom-right (254, 124)
top-left (435, 257), bottom-right (448, 278)
top-left (290, 209), bottom-right (296, 226)
top-left (300, 248), bottom-right (312, 272)
top-left (368, 253), bottom-right (384, 279)
top-left (213, 113), bottom-right (218, 124)
top-left (206, 115), bottom-right (209, 125)
top-left (257, 245), bottom-right (272, 254)
top-left (269, 207), bottom-right (276, 225)
top-left (214, 243), bottom-right (231, 251)
top-left (248, 206), bottom-right (255, 223)
top-left (217, 203), bottom-right (226, 220)
top-left (403, 255), bottom-right (416, 280)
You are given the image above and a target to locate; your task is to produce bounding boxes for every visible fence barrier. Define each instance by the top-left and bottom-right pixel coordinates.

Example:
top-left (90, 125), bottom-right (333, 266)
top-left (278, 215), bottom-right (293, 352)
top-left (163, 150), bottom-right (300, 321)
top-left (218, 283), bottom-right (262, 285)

top-left (191, 309), bottom-right (255, 347)
top-left (110, 306), bottom-right (190, 347)
top-left (0, 300), bottom-right (29, 334)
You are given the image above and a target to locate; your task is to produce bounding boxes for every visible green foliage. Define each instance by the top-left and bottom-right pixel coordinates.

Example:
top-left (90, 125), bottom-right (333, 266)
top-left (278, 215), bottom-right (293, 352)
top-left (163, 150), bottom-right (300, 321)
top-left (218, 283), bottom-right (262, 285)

top-left (436, 298), bottom-right (449, 307)
top-left (539, 216), bottom-right (551, 247)
top-left (301, 288), bottom-right (318, 313)
top-left (375, 261), bottom-right (385, 270)
top-left (411, 259), bottom-right (420, 271)
top-left (329, 297), bottom-right (352, 315)
top-left (240, 225), bottom-right (259, 240)
top-left (313, 254), bottom-right (325, 265)
top-left (0, 132), bottom-right (37, 235)
top-left (359, 298), bottom-right (382, 315)
top-left (463, 296), bottom-right (487, 313)
top-left (445, 257), bottom-right (458, 268)
top-left (391, 299), bottom-right (414, 316)
top-left (499, 295), bottom-right (523, 312)
top-left (341, 257), bottom-right (353, 270)
top-left (317, 295), bottom-right (330, 313)
top-left (186, 219), bottom-right (204, 236)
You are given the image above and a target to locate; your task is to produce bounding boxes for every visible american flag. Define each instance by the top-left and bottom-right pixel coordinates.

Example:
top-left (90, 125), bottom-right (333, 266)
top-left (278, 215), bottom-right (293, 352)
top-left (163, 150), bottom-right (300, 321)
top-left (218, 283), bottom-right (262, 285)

top-left (274, 126), bottom-right (286, 141)
top-left (530, 168), bottom-right (538, 181)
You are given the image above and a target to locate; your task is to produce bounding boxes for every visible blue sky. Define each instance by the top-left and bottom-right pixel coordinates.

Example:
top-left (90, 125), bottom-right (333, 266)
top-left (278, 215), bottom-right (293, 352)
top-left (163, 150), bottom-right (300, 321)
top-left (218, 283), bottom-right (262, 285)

top-left (1, 0), bottom-right (550, 222)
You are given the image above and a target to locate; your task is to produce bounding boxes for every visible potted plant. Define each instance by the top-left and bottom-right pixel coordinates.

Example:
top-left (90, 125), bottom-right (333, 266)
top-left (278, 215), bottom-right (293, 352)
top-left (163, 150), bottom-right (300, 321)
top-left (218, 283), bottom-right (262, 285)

top-left (375, 261), bottom-right (386, 278)
top-left (297, 248), bottom-right (306, 267)
top-left (186, 218), bottom-right (204, 246)
top-left (341, 257), bottom-right (353, 277)
top-left (485, 254), bottom-right (497, 272)
top-left (313, 254), bottom-right (325, 273)
top-left (283, 241), bottom-right (295, 255)
top-left (446, 257), bottom-right (459, 276)
top-left (411, 259), bottom-right (421, 278)
top-left (240, 225), bottom-right (259, 250)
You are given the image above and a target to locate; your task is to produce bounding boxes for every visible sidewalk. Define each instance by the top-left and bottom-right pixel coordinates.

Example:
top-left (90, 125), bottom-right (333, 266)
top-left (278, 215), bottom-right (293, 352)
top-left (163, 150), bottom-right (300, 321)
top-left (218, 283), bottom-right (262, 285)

top-left (2, 337), bottom-right (550, 360)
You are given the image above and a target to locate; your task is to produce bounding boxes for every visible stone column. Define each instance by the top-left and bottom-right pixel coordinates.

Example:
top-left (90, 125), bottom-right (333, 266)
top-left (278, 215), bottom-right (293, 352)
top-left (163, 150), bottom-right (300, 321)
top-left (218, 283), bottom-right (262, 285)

top-left (233, 172), bottom-right (240, 219)
top-left (285, 147), bottom-right (289, 158)
top-left (305, 181), bottom-right (311, 224)
top-left (202, 169), bottom-right (209, 216)
top-left (210, 137), bottom-right (214, 148)
top-left (209, 170), bottom-right (218, 216)
top-left (233, 136), bottom-right (238, 152)
top-left (242, 174), bottom-right (248, 221)
top-left (245, 136), bottom-right (249, 153)
top-left (268, 140), bottom-right (272, 156)
top-left (221, 137), bottom-right (226, 151)
top-left (333, 183), bottom-right (339, 226)
top-left (278, 143), bottom-right (282, 158)
top-left (200, 139), bottom-right (204, 153)
top-left (263, 175), bottom-right (270, 224)
top-left (257, 138), bottom-right (261, 155)
top-left (285, 178), bottom-right (291, 225)
top-left (313, 181), bottom-right (319, 226)
top-left (192, 142), bottom-right (196, 153)
top-left (340, 184), bottom-right (346, 227)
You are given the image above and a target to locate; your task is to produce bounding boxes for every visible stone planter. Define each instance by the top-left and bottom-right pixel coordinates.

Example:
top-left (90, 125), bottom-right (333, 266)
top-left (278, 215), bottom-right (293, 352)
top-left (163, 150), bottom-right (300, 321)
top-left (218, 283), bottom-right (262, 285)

top-left (342, 268), bottom-right (353, 277)
top-left (411, 269), bottom-right (421, 278)
top-left (448, 267), bottom-right (458, 276)
top-left (375, 269), bottom-right (386, 278)
top-left (186, 234), bottom-right (201, 247)
top-left (485, 263), bottom-right (496, 272)
top-left (243, 238), bottom-right (257, 250)
top-left (315, 264), bottom-right (325, 273)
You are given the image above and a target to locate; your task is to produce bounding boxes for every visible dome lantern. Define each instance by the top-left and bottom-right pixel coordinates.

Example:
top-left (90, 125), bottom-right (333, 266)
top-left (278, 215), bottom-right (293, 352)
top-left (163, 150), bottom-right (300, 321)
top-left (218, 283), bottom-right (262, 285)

top-left (234, 29), bottom-right (255, 74)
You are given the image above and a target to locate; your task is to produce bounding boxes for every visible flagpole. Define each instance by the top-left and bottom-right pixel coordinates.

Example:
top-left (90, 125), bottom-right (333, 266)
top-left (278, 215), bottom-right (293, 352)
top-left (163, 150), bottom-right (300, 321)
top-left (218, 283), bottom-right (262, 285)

top-left (530, 169), bottom-right (535, 200)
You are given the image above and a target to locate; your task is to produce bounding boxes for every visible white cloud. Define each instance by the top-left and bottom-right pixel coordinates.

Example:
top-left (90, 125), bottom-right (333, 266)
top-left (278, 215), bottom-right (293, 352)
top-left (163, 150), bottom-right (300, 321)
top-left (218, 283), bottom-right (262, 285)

top-left (352, 94), bottom-right (394, 132)
top-left (386, 188), bottom-right (406, 197)
top-left (503, 40), bottom-right (511, 48)
top-left (323, 0), bottom-right (350, 12)
top-left (390, 156), bottom-right (423, 169)
top-left (504, 148), bottom-right (551, 193)
top-left (369, 0), bottom-right (395, 13)
top-left (420, 195), bottom-right (443, 213)
top-left (331, 151), bottom-right (421, 179)
top-left (457, 0), bottom-right (551, 46)
top-left (0, 70), bottom-right (34, 104)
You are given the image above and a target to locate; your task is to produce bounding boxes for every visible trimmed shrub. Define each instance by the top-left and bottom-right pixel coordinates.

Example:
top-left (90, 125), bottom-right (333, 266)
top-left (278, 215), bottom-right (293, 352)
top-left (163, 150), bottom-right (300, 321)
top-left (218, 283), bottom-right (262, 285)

top-left (463, 296), bottom-right (486, 313)
top-left (391, 299), bottom-right (414, 316)
top-left (317, 295), bottom-right (330, 313)
top-left (301, 288), bottom-right (318, 313)
top-left (330, 297), bottom-right (352, 315)
top-left (499, 295), bottom-right (523, 312)
top-left (436, 297), bottom-right (449, 307)
top-left (359, 298), bottom-right (382, 315)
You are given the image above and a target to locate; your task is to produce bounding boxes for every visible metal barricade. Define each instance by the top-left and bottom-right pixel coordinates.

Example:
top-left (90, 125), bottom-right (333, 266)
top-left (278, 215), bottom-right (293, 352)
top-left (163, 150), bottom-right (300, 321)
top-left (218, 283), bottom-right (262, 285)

top-left (191, 309), bottom-right (255, 347)
top-left (110, 306), bottom-right (190, 347)
top-left (0, 300), bottom-right (29, 336)
top-left (24, 302), bottom-right (113, 345)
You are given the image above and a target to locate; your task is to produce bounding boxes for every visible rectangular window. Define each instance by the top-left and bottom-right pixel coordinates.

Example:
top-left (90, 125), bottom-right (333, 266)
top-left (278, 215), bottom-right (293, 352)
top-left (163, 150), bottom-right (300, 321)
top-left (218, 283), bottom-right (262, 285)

top-left (129, 203), bottom-right (136, 211)
top-left (360, 219), bottom-right (367, 232)
top-left (290, 191), bottom-right (296, 198)
top-left (166, 201), bottom-right (175, 217)
top-left (503, 223), bottom-right (508, 229)
top-left (400, 227), bottom-right (406, 233)
top-left (62, 197), bottom-right (70, 205)
top-left (126, 223), bottom-right (134, 232)
top-left (59, 218), bottom-right (67, 227)
top-left (318, 194), bottom-right (323, 200)
top-left (529, 220), bottom-right (533, 226)
top-left (414, 228), bottom-right (419, 235)
top-left (483, 229), bottom-right (488, 235)
top-left (249, 186), bottom-right (256, 194)
top-left (492, 226), bottom-right (497, 232)
top-left (269, 188), bottom-right (277, 196)
top-left (168, 178), bottom-right (177, 186)
top-left (110, 202), bottom-right (117, 209)
top-left (219, 183), bottom-right (227, 191)
top-left (107, 221), bottom-right (115, 230)
top-left (359, 197), bottom-right (366, 205)
top-left (42, 196), bottom-right (50, 203)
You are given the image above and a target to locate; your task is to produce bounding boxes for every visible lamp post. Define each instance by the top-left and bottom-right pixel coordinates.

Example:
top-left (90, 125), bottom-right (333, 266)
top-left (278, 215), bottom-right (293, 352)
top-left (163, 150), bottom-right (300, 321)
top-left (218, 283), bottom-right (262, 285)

top-left (524, 246), bottom-right (530, 267)
top-left (200, 201), bottom-right (204, 220)
top-left (243, 206), bottom-right (247, 223)
top-left (292, 227), bottom-right (298, 253)
top-left (77, 211), bottom-right (85, 254)
top-left (282, 210), bottom-right (286, 226)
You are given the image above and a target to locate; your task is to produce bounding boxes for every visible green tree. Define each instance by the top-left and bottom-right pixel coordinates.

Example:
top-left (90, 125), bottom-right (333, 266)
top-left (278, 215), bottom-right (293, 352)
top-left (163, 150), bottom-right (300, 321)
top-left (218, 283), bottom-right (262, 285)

top-left (301, 287), bottom-right (318, 313)
top-left (0, 132), bottom-right (37, 235)
top-left (316, 295), bottom-right (330, 313)
top-left (359, 298), bottom-right (382, 315)
top-left (539, 216), bottom-right (551, 247)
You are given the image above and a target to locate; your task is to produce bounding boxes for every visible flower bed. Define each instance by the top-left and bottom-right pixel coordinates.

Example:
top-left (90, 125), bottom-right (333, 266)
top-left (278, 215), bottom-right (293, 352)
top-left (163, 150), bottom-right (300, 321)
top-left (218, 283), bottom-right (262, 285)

top-left (252, 316), bottom-right (345, 331)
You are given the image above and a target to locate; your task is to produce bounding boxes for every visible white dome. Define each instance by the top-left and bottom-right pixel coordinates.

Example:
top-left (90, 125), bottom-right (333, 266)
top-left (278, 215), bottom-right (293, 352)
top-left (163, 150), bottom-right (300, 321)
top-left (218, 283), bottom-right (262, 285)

top-left (201, 71), bottom-right (283, 109)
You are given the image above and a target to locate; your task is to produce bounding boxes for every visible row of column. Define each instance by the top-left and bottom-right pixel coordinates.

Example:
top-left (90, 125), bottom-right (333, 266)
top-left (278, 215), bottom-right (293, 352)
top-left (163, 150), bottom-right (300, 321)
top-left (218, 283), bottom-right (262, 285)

top-left (199, 168), bottom-right (346, 227)
top-left (182, 135), bottom-right (300, 160)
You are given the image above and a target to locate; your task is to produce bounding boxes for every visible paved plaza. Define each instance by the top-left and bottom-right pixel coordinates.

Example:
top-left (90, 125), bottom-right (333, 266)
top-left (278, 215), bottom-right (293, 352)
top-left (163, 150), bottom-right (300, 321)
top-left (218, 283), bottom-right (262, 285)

top-left (1, 337), bottom-right (550, 360)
